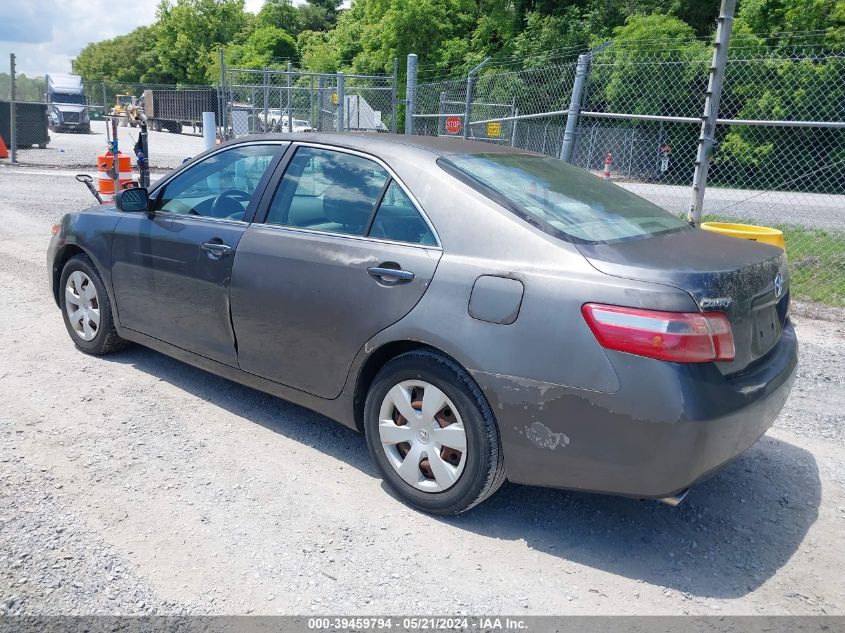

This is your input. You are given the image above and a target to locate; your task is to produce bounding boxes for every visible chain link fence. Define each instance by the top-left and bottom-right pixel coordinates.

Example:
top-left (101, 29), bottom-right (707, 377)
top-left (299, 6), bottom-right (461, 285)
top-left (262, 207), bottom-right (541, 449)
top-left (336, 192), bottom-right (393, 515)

top-left (412, 43), bottom-right (845, 306)
top-left (1, 60), bottom-right (398, 173)
top-left (2, 42), bottom-right (842, 304)
top-left (223, 65), bottom-right (397, 136)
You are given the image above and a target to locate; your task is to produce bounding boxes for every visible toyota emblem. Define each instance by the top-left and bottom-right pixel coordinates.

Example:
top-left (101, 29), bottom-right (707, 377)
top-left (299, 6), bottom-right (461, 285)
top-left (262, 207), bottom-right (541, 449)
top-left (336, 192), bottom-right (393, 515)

top-left (774, 273), bottom-right (783, 299)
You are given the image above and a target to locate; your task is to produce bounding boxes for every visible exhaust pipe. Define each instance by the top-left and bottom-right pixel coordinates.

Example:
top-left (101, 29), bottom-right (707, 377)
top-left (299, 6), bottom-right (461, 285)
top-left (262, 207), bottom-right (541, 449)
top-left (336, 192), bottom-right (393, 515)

top-left (658, 488), bottom-right (690, 506)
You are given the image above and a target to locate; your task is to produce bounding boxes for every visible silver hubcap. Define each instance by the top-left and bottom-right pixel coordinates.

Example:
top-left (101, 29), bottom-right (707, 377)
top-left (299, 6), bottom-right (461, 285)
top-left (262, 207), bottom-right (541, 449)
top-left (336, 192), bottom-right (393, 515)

top-left (378, 380), bottom-right (467, 492)
top-left (64, 271), bottom-right (100, 342)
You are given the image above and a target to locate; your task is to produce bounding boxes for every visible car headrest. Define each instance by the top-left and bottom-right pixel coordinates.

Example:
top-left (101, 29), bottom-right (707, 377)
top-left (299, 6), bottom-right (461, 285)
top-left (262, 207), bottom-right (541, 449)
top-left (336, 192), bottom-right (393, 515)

top-left (322, 184), bottom-right (376, 230)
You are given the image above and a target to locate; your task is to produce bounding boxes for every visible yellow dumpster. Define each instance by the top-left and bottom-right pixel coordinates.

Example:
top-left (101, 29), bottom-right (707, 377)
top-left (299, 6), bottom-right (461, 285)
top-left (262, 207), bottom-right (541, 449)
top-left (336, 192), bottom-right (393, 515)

top-left (700, 222), bottom-right (785, 250)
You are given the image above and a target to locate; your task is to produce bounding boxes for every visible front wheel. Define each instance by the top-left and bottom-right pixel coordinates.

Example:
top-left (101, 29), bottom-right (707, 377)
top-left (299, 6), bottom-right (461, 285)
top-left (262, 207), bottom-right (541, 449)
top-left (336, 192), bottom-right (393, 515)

top-left (364, 350), bottom-right (506, 515)
top-left (59, 254), bottom-right (128, 355)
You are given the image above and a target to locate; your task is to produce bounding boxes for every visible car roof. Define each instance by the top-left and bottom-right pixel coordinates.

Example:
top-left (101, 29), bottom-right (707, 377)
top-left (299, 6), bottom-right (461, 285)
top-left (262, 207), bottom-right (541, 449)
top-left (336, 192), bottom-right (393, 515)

top-left (229, 132), bottom-right (538, 161)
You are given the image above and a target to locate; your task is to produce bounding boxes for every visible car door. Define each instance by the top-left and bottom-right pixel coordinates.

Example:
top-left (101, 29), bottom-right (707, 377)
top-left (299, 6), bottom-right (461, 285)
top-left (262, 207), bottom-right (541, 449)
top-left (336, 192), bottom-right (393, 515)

top-left (110, 142), bottom-right (284, 366)
top-left (230, 144), bottom-right (443, 399)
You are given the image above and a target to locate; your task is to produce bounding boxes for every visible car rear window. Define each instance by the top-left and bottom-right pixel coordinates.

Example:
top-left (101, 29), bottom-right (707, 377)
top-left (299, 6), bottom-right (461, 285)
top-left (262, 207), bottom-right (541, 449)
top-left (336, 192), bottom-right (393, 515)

top-left (439, 153), bottom-right (689, 243)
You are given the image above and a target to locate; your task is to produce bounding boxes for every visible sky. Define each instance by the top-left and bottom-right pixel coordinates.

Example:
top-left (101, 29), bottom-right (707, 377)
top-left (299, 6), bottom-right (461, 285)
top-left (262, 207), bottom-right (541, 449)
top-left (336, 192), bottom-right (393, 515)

top-left (0, 0), bottom-right (267, 77)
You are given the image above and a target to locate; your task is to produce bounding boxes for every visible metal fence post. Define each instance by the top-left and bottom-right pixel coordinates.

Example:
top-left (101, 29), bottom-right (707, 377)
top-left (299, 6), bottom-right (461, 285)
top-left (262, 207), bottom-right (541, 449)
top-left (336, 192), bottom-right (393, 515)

top-left (438, 91), bottom-right (446, 136)
top-left (9, 53), bottom-right (17, 163)
top-left (336, 72), bottom-right (345, 132)
top-left (463, 58), bottom-right (490, 140)
top-left (286, 62), bottom-right (292, 130)
top-left (405, 54), bottom-right (417, 135)
top-left (309, 74), bottom-right (315, 131)
top-left (688, 0), bottom-right (736, 226)
top-left (218, 47), bottom-right (227, 139)
top-left (317, 75), bottom-right (325, 132)
top-left (101, 81), bottom-right (108, 120)
top-left (391, 57), bottom-right (398, 134)
top-left (560, 52), bottom-right (591, 162)
top-left (263, 68), bottom-right (269, 133)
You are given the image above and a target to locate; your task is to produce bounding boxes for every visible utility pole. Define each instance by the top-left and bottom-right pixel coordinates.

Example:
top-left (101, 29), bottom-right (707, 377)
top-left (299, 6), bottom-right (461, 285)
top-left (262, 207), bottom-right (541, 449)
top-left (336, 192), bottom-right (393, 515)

top-left (688, 0), bottom-right (735, 226)
top-left (9, 53), bottom-right (17, 163)
top-left (405, 54), bottom-right (417, 135)
top-left (560, 53), bottom-right (591, 162)
top-left (560, 41), bottom-right (611, 163)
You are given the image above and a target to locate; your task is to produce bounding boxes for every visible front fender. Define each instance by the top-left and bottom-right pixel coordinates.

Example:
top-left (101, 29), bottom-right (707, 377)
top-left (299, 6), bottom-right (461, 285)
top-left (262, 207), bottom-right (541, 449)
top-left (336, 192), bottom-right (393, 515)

top-left (48, 208), bottom-right (122, 317)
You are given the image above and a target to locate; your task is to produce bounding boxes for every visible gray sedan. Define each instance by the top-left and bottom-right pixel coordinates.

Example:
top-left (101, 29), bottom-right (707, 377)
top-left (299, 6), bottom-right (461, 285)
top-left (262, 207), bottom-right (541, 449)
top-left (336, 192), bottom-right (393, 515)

top-left (47, 134), bottom-right (797, 514)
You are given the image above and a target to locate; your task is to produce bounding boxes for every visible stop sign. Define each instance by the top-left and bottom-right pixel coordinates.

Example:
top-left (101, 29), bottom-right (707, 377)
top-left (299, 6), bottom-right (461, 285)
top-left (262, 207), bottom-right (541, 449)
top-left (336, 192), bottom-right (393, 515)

top-left (445, 116), bottom-right (462, 135)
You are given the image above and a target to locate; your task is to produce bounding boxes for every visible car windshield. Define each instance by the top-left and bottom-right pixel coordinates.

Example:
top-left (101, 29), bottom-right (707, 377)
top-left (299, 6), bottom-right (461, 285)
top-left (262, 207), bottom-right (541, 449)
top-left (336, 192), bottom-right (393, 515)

top-left (440, 153), bottom-right (689, 243)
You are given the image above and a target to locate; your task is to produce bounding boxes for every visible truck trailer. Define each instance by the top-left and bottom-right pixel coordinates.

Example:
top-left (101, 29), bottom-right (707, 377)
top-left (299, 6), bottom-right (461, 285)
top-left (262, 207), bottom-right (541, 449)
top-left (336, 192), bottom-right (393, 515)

top-left (142, 88), bottom-right (219, 134)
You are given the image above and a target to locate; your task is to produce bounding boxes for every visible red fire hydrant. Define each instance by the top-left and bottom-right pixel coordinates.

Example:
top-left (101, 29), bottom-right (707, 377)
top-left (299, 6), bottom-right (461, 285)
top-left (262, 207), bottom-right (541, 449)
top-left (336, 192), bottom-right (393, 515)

top-left (602, 152), bottom-right (613, 180)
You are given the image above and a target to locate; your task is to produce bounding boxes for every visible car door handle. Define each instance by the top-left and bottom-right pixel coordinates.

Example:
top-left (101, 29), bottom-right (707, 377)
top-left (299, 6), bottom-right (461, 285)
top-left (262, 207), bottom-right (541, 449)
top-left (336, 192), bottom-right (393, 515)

top-left (367, 266), bottom-right (415, 283)
top-left (201, 242), bottom-right (233, 258)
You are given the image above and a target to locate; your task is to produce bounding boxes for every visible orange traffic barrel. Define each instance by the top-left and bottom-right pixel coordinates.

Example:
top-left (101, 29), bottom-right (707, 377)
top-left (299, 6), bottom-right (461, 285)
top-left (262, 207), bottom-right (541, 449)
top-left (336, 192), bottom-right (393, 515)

top-left (97, 152), bottom-right (133, 201)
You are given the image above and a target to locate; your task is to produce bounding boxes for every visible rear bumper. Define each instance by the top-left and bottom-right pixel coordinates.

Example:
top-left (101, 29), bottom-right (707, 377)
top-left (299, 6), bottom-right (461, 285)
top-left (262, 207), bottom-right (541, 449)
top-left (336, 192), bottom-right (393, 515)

top-left (474, 320), bottom-right (798, 499)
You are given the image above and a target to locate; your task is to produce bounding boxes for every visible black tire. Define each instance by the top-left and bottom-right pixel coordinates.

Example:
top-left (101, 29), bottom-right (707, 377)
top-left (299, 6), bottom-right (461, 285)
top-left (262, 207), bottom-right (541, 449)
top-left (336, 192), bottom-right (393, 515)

top-left (58, 254), bottom-right (128, 356)
top-left (364, 350), bottom-right (506, 515)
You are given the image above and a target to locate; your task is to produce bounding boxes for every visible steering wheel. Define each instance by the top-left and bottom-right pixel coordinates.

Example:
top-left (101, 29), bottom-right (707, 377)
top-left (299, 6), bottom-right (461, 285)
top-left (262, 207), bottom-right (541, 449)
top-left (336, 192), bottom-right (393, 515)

top-left (210, 189), bottom-right (252, 220)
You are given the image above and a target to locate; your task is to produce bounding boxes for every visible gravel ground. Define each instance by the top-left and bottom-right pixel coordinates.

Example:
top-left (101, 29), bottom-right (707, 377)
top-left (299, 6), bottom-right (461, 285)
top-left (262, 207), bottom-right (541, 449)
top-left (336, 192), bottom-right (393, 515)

top-left (0, 166), bottom-right (843, 616)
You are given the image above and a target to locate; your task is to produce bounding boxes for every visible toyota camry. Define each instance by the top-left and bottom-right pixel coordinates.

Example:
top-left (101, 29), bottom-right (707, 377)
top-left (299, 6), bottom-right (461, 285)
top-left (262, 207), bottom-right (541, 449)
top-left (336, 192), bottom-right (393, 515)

top-left (48, 134), bottom-right (797, 514)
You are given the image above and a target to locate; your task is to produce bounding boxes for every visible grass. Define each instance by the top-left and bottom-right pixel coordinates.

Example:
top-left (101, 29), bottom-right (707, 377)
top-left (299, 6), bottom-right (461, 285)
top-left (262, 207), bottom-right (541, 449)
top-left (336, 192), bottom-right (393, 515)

top-left (701, 215), bottom-right (845, 307)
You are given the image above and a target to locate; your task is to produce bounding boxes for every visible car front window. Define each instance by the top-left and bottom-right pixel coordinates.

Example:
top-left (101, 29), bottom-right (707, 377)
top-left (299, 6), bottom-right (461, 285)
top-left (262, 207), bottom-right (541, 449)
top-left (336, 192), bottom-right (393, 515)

top-left (440, 153), bottom-right (689, 243)
top-left (156, 144), bottom-right (280, 221)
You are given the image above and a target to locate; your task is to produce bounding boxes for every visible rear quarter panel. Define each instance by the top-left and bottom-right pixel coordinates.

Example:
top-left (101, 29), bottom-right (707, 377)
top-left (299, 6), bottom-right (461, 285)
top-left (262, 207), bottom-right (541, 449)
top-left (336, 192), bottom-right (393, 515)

top-left (344, 162), bottom-right (700, 394)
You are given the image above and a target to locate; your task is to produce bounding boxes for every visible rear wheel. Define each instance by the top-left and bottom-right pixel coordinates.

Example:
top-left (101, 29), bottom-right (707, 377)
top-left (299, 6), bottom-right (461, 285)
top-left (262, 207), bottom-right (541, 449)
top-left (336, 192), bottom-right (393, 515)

top-left (59, 255), bottom-right (128, 355)
top-left (364, 350), bottom-right (506, 515)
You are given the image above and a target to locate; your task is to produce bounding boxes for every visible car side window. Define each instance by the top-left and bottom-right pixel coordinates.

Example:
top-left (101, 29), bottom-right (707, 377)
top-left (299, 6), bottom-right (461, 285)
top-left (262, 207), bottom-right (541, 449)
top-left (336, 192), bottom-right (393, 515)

top-left (156, 144), bottom-right (280, 221)
top-left (266, 147), bottom-right (389, 236)
top-left (368, 181), bottom-right (437, 246)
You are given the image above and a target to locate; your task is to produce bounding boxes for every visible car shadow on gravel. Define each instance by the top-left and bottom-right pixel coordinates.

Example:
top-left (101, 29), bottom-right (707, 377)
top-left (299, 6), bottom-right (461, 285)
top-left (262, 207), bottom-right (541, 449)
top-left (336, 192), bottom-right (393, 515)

top-left (108, 347), bottom-right (818, 601)
top-left (444, 435), bottom-right (820, 599)
top-left (105, 346), bottom-right (379, 476)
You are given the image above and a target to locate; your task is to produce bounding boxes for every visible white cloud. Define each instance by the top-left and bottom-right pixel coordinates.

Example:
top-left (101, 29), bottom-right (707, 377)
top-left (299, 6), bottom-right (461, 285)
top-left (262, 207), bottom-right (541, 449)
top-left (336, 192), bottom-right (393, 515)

top-left (0, 0), bottom-right (272, 77)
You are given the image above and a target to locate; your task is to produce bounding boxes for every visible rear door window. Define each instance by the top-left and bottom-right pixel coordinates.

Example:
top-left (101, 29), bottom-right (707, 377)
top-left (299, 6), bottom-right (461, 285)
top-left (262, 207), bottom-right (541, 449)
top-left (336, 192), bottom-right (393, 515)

top-left (368, 181), bottom-right (437, 246)
top-left (266, 147), bottom-right (389, 236)
top-left (440, 153), bottom-right (689, 243)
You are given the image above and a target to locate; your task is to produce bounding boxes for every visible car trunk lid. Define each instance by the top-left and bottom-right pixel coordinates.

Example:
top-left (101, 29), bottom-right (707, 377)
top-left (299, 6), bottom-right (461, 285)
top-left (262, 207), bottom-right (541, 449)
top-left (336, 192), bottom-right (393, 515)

top-left (576, 227), bottom-right (790, 374)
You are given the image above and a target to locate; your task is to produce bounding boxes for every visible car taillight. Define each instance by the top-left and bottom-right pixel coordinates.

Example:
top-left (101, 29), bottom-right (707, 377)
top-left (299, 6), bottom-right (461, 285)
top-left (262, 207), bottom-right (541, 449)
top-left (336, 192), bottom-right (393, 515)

top-left (581, 303), bottom-right (735, 363)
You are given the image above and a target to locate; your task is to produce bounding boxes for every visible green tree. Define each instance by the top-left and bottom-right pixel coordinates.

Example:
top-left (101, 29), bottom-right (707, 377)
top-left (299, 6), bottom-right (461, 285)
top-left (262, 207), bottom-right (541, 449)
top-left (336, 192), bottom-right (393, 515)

top-left (257, 0), bottom-right (302, 36)
top-left (511, 8), bottom-right (590, 67)
top-left (74, 25), bottom-right (168, 83)
top-left (307, 0), bottom-right (343, 27)
top-left (594, 14), bottom-right (709, 117)
top-left (297, 3), bottom-right (333, 32)
top-left (0, 73), bottom-right (46, 102)
top-left (155, 0), bottom-right (251, 84)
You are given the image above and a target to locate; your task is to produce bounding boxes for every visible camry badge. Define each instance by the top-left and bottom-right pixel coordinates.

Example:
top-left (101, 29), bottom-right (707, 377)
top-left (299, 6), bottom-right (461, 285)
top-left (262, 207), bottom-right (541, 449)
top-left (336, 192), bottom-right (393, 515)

top-left (774, 273), bottom-right (783, 299)
top-left (700, 297), bottom-right (732, 310)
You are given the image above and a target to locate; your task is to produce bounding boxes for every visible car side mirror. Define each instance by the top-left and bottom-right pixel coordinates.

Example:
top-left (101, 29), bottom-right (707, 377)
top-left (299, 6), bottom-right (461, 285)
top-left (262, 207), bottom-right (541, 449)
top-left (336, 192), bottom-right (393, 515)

top-left (115, 187), bottom-right (149, 212)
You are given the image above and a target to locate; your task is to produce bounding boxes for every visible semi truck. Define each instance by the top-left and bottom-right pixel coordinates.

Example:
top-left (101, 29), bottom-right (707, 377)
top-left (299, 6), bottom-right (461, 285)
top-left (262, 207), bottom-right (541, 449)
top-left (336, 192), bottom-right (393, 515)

top-left (141, 88), bottom-right (219, 134)
top-left (46, 73), bottom-right (90, 133)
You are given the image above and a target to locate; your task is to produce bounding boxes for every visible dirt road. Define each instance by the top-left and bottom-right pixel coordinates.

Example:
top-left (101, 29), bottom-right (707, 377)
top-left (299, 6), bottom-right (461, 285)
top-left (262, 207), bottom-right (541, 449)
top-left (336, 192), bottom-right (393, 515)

top-left (0, 166), bottom-right (843, 616)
